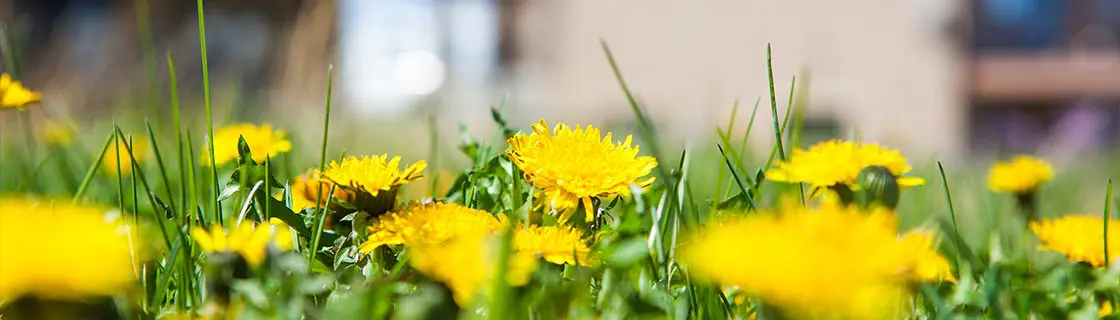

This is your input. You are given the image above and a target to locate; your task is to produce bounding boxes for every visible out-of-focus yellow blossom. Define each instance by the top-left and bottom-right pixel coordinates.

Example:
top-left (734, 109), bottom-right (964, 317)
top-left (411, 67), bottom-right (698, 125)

top-left (513, 224), bottom-right (592, 265)
top-left (102, 134), bottom-right (149, 175)
top-left (203, 123), bottom-right (292, 166)
top-left (765, 140), bottom-right (924, 195)
top-left (0, 198), bottom-right (137, 304)
top-left (192, 218), bottom-right (293, 267)
top-left (506, 120), bottom-right (657, 223)
top-left (41, 120), bottom-right (77, 146)
top-left (359, 202), bottom-right (505, 252)
top-left (682, 203), bottom-right (952, 320)
top-left (898, 230), bottom-right (956, 283)
top-left (283, 172), bottom-right (353, 213)
top-left (987, 155), bottom-right (1053, 193)
top-left (1029, 215), bottom-right (1120, 267)
top-left (0, 73), bottom-right (41, 109)
top-left (1102, 301), bottom-right (1114, 317)
top-left (408, 230), bottom-right (537, 306)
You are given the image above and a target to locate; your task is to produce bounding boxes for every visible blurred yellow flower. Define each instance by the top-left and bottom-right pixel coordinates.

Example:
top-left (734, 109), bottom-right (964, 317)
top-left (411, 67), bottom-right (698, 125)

top-left (204, 123), bottom-right (292, 166)
top-left (987, 155), bottom-right (1053, 194)
top-left (1102, 301), bottom-right (1114, 317)
top-left (0, 73), bottom-right (41, 109)
top-left (409, 230), bottom-right (537, 306)
top-left (284, 171), bottom-right (353, 213)
top-left (898, 230), bottom-right (956, 283)
top-left (513, 224), bottom-right (592, 265)
top-left (102, 134), bottom-right (149, 175)
top-left (1029, 215), bottom-right (1120, 267)
top-left (765, 140), bottom-right (924, 194)
top-left (0, 198), bottom-right (137, 303)
top-left (41, 120), bottom-right (77, 146)
top-left (506, 120), bottom-right (657, 223)
top-left (191, 218), bottom-right (293, 267)
top-left (682, 203), bottom-right (950, 320)
top-left (359, 202), bottom-right (505, 252)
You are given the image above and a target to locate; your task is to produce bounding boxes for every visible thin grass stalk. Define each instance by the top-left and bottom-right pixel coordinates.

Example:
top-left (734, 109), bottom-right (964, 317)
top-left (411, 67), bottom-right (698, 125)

top-left (937, 162), bottom-right (966, 276)
top-left (309, 66), bottom-right (334, 263)
top-left (147, 121), bottom-right (177, 213)
top-left (73, 134), bottom-right (116, 202)
top-left (1104, 179), bottom-right (1112, 265)
top-left (196, 0), bottom-right (221, 224)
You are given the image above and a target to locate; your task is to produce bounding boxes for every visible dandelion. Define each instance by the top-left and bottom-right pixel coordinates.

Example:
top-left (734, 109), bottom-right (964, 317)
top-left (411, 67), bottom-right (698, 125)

top-left (988, 155), bottom-right (1053, 220)
top-left (765, 140), bottom-right (924, 199)
top-left (0, 73), bottom-right (41, 109)
top-left (987, 155), bottom-right (1053, 193)
top-left (41, 120), bottom-right (77, 146)
top-left (408, 230), bottom-right (537, 306)
top-left (359, 202), bottom-right (505, 253)
top-left (320, 154), bottom-right (426, 214)
top-left (506, 120), bottom-right (657, 223)
top-left (1029, 215), bottom-right (1120, 267)
top-left (102, 134), bottom-right (149, 176)
top-left (204, 123), bottom-right (292, 166)
top-left (897, 230), bottom-right (956, 283)
top-left (513, 224), bottom-right (593, 265)
top-left (284, 172), bottom-right (353, 213)
top-left (682, 203), bottom-right (952, 319)
top-left (0, 198), bottom-right (137, 303)
top-left (191, 218), bottom-right (294, 268)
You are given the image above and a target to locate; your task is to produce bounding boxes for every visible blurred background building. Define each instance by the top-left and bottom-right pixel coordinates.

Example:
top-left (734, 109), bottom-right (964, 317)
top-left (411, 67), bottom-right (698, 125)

top-left (3, 0), bottom-right (1120, 160)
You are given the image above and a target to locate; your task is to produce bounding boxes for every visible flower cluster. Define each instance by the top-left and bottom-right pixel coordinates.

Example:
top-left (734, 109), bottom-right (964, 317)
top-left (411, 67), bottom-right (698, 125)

top-left (360, 202), bottom-right (592, 305)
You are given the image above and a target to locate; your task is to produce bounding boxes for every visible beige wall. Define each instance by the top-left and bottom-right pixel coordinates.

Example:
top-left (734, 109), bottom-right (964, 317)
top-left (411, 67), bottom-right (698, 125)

top-left (508, 0), bottom-right (969, 160)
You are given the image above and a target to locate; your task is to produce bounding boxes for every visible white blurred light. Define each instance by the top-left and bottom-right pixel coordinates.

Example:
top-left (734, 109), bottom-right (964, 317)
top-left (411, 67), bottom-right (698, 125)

top-left (394, 50), bottom-right (446, 96)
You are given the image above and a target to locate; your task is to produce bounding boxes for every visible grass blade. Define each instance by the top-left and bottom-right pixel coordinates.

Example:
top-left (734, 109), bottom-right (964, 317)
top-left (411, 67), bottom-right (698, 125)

top-left (146, 121), bottom-right (177, 214)
top-left (766, 44), bottom-right (785, 162)
top-left (937, 161), bottom-right (966, 276)
top-left (73, 133), bottom-right (116, 202)
top-left (309, 66), bottom-right (334, 264)
top-left (196, 0), bottom-right (221, 224)
top-left (1104, 178), bottom-right (1112, 264)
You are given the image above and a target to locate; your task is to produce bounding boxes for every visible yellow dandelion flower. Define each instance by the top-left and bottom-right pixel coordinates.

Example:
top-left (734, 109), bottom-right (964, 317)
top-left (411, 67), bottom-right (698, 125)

top-left (359, 202), bottom-right (504, 252)
top-left (203, 123), bottom-right (293, 166)
top-left (987, 155), bottom-right (1053, 193)
top-left (1102, 301), bottom-right (1114, 317)
top-left (409, 230), bottom-right (537, 306)
top-left (765, 140), bottom-right (925, 194)
top-left (0, 73), bottom-right (41, 109)
top-left (506, 120), bottom-right (658, 223)
top-left (41, 120), bottom-right (77, 146)
top-left (191, 218), bottom-right (293, 267)
top-left (283, 172), bottom-right (354, 213)
top-left (682, 203), bottom-right (947, 320)
top-left (102, 134), bottom-right (149, 175)
top-left (0, 198), bottom-right (137, 303)
top-left (319, 155), bottom-right (425, 214)
top-left (1029, 215), bottom-right (1120, 267)
top-left (513, 224), bottom-right (593, 265)
top-left (897, 230), bottom-right (956, 283)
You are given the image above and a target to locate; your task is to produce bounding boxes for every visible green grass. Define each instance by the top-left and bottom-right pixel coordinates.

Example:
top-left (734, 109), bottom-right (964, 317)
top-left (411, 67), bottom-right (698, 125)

top-left (0, 8), bottom-right (1119, 320)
